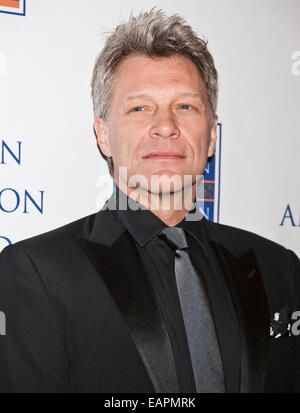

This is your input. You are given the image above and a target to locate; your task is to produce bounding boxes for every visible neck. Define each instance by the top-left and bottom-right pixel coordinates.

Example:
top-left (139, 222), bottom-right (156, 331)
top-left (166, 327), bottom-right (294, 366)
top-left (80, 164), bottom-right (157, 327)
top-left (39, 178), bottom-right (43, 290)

top-left (116, 180), bottom-right (198, 227)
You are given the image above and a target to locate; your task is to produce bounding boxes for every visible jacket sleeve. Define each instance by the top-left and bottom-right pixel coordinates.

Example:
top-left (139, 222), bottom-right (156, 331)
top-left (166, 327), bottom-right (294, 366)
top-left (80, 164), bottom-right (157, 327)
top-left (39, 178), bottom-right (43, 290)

top-left (287, 249), bottom-right (300, 393)
top-left (287, 249), bottom-right (300, 307)
top-left (0, 243), bottom-right (70, 392)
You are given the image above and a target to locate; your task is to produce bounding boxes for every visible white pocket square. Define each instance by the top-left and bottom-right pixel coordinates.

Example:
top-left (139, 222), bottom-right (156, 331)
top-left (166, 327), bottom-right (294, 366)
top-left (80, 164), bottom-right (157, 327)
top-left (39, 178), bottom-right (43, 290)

top-left (270, 306), bottom-right (292, 338)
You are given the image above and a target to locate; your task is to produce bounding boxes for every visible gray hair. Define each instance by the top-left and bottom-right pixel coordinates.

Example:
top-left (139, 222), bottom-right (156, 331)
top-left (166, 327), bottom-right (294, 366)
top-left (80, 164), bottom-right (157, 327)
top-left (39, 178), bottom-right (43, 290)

top-left (91, 7), bottom-right (218, 177)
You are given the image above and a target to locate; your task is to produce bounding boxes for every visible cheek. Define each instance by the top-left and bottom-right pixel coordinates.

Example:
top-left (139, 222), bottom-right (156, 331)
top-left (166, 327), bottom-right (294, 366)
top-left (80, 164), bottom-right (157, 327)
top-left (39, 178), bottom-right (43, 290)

top-left (111, 123), bottom-right (140, 162)
top-left (185, 130), bottom-right (211, 160)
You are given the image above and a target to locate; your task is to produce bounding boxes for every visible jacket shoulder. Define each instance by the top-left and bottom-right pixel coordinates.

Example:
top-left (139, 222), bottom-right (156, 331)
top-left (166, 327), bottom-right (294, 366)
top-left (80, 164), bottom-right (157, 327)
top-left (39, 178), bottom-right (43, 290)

top-left (208, 220), bottom-right (287, 250)
top-left (206, 220), bottom-right (297, 259)
top-left (206, 220), bottom-right (300, 297)
top-left (1, 212), bottom-right (97, 258)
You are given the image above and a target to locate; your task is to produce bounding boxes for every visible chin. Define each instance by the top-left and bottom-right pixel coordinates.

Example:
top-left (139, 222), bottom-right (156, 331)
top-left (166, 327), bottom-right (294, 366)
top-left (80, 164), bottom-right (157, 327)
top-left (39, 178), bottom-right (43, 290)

top-left (147, 175), bottom-right (185, 195)
top-left (126, 168), bottom-right (197, 194)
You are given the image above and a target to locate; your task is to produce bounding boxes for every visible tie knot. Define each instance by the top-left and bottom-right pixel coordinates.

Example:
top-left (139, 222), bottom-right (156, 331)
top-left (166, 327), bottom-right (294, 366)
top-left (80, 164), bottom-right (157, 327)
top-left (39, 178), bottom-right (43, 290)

top-left (159, 227), bottom-right (188, 251)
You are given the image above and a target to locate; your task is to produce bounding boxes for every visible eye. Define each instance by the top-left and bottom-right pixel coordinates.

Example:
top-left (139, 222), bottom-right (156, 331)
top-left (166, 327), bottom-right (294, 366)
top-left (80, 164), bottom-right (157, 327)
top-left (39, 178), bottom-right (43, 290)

top-left (179, 104), bottom-right (193, 110)
top-left (132, 106), bottom-right (145, 112)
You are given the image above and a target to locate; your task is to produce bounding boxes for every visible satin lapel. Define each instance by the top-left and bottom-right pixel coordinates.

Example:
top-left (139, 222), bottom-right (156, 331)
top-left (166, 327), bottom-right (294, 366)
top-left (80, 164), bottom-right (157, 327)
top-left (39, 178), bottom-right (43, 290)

top-left (76, 208), bottom-right (179, 393)
top-left (211, 241), bottom-right (270, 393)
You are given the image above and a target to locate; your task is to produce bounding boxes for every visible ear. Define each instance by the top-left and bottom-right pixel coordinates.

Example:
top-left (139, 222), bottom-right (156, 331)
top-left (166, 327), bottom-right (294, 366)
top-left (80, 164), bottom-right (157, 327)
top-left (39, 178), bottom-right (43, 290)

top-left (208, 114), bottom-right (218, 157)
top-left (94, 117), bottom-right (112, 158)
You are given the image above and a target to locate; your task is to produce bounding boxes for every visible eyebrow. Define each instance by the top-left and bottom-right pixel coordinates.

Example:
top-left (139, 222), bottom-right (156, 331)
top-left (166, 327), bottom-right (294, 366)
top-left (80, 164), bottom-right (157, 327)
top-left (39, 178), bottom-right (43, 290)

top-left (125, 92), bottom-right (204, 101)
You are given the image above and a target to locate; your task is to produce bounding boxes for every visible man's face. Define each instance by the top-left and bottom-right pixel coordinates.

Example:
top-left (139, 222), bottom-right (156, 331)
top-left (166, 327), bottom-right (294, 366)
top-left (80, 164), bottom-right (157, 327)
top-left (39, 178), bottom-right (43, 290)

top-left (94, 54), bottom-right (218, 194)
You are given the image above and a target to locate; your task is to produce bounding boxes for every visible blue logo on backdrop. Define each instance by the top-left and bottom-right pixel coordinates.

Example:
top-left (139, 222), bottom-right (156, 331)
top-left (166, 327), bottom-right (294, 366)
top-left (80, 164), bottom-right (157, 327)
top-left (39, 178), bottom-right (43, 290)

top-left (0, 139), bottom-right (45, 249)
top-left (1, 140), bottom-right (22, 164)
top-left (280, 204), bottom-right (300, 227)
top-left (0, 236), bottom-right (11, 249)
top-left (198, 123), bottom-right (222, 223)
top-left (0, 0), bottom-right (26, 16)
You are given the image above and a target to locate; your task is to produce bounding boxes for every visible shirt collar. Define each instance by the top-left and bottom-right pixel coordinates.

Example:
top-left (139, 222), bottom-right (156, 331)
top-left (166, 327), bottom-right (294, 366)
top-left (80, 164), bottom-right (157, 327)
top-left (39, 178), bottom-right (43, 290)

top-left (114, 185), bottom-right (207, 249)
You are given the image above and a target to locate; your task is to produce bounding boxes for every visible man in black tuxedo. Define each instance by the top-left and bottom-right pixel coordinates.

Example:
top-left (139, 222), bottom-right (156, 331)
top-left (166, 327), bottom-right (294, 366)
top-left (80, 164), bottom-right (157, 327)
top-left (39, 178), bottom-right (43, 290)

top-left (1, 8), bottom-right (300, 393)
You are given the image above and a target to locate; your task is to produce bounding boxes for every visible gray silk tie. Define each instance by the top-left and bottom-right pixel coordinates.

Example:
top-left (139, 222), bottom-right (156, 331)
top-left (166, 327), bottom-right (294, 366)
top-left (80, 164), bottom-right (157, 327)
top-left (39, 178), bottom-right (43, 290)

top-left (159, 226), bottom-right (225, 393)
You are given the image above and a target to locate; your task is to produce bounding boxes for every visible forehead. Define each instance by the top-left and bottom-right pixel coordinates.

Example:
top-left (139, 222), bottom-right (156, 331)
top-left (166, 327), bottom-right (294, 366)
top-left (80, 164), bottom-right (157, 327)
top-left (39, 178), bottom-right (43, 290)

top-left (112, 54), bottom-right (205, 98)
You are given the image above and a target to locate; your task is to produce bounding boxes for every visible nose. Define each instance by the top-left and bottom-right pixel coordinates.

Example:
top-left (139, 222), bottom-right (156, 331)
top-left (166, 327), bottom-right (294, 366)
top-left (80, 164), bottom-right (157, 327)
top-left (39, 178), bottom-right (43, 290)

top-left (149, 108), bottom-right (180, 139)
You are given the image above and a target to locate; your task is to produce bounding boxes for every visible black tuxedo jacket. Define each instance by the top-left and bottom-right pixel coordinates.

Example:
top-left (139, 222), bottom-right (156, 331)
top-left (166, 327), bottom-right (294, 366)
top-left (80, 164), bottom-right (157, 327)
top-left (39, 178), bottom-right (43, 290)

top-left (0, 202), bottom-right (300, 393)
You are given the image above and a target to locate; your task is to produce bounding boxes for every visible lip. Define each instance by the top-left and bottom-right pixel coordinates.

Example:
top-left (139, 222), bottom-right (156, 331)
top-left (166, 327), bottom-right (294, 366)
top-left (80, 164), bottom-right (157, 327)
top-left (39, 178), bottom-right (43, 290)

top-left (144, 151), bottom-right (185, 159)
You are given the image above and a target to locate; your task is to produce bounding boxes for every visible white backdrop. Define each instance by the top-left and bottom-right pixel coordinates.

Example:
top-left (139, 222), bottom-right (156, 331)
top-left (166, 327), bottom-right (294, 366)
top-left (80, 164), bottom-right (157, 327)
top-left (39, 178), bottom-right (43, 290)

top-left (0, 0), bottom-right (299, 256)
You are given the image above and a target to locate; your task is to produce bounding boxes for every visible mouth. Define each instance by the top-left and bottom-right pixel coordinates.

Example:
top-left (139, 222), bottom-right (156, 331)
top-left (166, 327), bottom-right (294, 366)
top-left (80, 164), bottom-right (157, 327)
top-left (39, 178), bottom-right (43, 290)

top-left (143, 151), bottom-right (185, 160)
